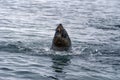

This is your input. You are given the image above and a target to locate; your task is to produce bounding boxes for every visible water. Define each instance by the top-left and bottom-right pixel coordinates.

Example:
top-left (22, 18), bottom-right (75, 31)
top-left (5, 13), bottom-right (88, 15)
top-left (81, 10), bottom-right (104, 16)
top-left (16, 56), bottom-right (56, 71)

top-left (0, 0), bottom-right (120, 80)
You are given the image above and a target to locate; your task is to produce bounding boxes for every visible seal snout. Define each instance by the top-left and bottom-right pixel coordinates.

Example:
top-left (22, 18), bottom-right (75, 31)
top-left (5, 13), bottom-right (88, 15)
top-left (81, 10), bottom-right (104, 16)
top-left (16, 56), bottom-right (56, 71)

top-left (56, 24), bottom-right (64, 32)
top-left (55, 24), bottom-right (64, 38)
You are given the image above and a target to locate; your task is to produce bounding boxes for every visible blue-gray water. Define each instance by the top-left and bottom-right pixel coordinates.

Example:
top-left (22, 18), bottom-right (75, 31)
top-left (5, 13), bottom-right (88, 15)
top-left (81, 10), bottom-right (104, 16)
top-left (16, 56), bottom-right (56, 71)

top-left (0, 0), bottom-right (120, 80)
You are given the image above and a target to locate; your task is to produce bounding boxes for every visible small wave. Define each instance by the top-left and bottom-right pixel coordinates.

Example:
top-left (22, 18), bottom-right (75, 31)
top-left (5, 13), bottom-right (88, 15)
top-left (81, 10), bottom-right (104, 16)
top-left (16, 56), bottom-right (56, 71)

top-left (48, 76), bottom-right (58, 80)
top-left (29, 64), bottom-right (45, 67)
top-left (90, 23), bottom-right (120, 31)
top-left (0, 67), bottom-right (13, 71)
top-left (0, 41), bottom-right (33, 53)
top-left (14, 70), bottom-right (38, 75)
top-left (0, 40), bottom-right (119, 58)
top-left (96, 26), bottom-right (118, 30)
top-left (114, 25), bottom-right (120, 28)
top-left (13, 70), bottom-right (44, 79)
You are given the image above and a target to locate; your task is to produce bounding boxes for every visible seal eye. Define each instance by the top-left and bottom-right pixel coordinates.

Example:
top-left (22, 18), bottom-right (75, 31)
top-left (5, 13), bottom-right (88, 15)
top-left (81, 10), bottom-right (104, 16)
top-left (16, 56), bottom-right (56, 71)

top-left (56, 30), bottom-right (60, 33)
top-left (62, 32), bottom-right (67, 38)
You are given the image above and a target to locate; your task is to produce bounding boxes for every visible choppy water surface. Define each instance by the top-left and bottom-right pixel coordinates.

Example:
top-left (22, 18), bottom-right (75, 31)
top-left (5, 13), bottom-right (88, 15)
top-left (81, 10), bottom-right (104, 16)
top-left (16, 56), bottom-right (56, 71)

top-left (0, 0), bottom-right (120, 80)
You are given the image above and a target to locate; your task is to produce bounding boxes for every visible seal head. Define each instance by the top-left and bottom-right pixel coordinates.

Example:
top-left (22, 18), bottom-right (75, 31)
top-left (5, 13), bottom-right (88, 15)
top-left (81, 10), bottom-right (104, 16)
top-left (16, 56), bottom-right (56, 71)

top-left (51, 24), bottom-right (71, 51)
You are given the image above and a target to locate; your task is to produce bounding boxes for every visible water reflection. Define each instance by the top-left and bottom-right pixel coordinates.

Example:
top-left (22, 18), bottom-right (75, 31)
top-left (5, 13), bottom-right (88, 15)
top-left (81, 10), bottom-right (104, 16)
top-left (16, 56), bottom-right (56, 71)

top-left (51, 55), bottom-right (71, 80)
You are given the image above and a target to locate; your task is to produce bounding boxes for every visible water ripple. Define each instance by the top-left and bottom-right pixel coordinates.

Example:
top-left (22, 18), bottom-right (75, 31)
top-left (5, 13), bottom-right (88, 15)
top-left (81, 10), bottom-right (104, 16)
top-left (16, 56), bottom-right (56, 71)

top-left (0, 0), bottom-right (120, 80)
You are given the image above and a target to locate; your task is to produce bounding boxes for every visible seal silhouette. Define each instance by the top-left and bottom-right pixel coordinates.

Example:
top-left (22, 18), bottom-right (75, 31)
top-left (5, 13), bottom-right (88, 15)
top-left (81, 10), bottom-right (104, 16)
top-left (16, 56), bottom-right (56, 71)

top-left (51, 24), bottom-right (71, 51)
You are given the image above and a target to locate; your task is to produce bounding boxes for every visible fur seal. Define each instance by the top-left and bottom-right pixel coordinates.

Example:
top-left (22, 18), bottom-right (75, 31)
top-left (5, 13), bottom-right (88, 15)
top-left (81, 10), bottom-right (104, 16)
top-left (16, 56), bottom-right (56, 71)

top-left (51, 24), bottom-right (71, 51)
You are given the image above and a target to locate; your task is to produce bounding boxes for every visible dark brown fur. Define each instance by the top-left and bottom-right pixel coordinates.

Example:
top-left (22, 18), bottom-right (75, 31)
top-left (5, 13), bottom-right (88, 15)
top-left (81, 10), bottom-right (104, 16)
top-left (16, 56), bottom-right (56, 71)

top-left (51, 24), bottom-right (71, 51)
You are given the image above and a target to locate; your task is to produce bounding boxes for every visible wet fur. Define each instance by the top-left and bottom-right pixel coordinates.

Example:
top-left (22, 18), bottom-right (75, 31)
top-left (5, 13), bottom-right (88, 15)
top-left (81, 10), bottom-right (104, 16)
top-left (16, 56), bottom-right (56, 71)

top-left (51, 24), bottom-right (71, 51)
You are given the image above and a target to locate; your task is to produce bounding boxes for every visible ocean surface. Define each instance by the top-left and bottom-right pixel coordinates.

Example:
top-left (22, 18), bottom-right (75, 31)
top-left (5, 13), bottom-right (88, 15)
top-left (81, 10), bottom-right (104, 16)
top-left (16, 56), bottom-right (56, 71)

top-left (0, 0), bottom-right (120, 80)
